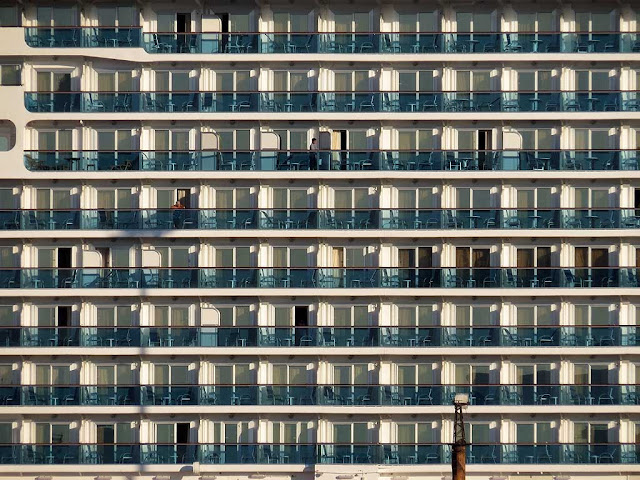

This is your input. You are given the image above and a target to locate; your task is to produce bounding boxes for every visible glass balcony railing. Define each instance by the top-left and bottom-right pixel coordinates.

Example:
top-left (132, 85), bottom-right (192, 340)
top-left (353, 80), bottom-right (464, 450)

top-left (24, 91), bottom-right (262, 113)
top-left (260, 33), bottom-right (317, 53)
top-left (443, 32), bottom-right (503, 52)
top-left (5, 384), bottom-right (638, 407)
top-left (20, 326), bottom-right (80, 346)
top-left (198, 385), bottom-right (258, 405)
top-left (22, 149), bottom-right (639, 172)
top-left (258, 385), bottom-right (316, 405)
top-left (441, 91), bottom-right (640, 112)
top-left (142, 32), bottom-right (258, 53)
top-left (2, 443), bottom-right (637, 465)
top-left (139, 385), bottom-right (198, 405)
top-left (323, 444), bottom-right (637, 465)
top-left (7, 208), bottom-right (633, 230)
top-left (143, 32), bottom-right (318, 54)
top-left (23, 28), bottom-right (640, 53)
top-left (5, 326), bottom-right (637, 348)
top-left (80, 327), bottom-right (140, 346)
top-left (315, 385), bottom-right (379, 405)
top-left (24, 26), bottom-right (83, 47)
top-left (25, 27), bottom-right (142, 48)
top-left (20, 386), bottom-right (80, 405)
top-left (3, 267), bottom-right (640, 289)
top-left (26, 91), bottom-right (640, 113)
top-left (80, 385), bottom-right (140, 405)
top-left (5, 208), bottom-right (640, 231)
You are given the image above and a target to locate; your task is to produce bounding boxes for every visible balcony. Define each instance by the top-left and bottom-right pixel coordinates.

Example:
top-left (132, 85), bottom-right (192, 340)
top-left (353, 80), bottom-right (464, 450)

top-left (20, 326), bottom-right (80, 346)
top-left (320, 443), bottom-right (636, 465)
top-left (80, 327), bottom-right (141, 346)
top-left (24, 27), bottom-right (142, 48)
top-left (25, 90), bottom-right (640, 113)
top-left (0, 443), bottom-right (637, 464)
top-left (21, 386), bottom-right (79, 405)
top-left (139, 385), bottom-right (198, 405)
top-left (22, 28), bottom-right (640, 53)
top-left (4, 384), bottom-right (638, 406)
top-left (3, 326), bottom-right (638, 348)
top-left (8, 208), bottom-right (638, 231)
top-left (258, 385), bottom-right (316, 405)
top-left (142, 32), bottom-right (258, 53)
top-left (22, 149), bottom-right (638, 172)
top-left (2, 267), bottom-right (640, 289)
top-left (80, 385), bottom-right (140, 405)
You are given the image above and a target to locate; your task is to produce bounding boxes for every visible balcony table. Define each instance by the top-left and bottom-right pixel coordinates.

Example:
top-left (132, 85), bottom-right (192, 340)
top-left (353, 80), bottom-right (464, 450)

top-left (586, 98), bottom-right (600, 111)
top-left (521, 336), bottom-right (534, 346)
top-left (466, 39), bottom-right (480, 52)
top-left (459, 155), bottom-right (475, 169)
top-left (586, 214), bottom-right (600, 228)
top-left (65, 157), bottom-right (80, 170)
top-left (585, 156), bottom-right (599, 170)
top-left (343, 394), bottom-right (355, 405)
top-left (538, 156), bottom-right (552, 169)
top-left (531, 39), bottom-right (544, 52)
top-left (343, 219), bottom-right (356, 229)
top-left (283, 219), bottom-right (296, 229)
top-left (528, 215), bottom-right (542, 228)
top-left (528, 97), bottom-right (544, 111)
top-left (453, 98), bottom-right (474, 111)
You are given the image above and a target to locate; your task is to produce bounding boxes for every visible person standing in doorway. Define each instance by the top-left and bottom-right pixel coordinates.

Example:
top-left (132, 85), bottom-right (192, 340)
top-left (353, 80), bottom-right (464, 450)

top-left (309, 137), bottom-right (318, 170)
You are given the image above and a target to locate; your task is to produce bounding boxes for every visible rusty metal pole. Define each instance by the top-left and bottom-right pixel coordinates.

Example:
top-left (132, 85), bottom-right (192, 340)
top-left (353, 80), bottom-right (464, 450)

top-left (452, 400), bottom-right (466, 480)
